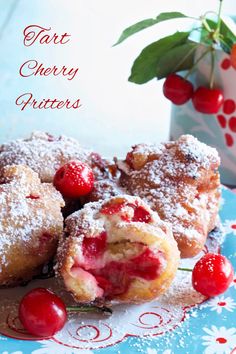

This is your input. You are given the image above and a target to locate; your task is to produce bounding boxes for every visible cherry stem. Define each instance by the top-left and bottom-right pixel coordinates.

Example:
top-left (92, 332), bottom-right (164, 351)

top-left (178, 267), bottom-right (193, 272)
top-left (66, 304), bottom-right (112, 315)
top-left (184, 47), bottom-right (211, 79)
top-left (216, 0), bottom-right (223, 33)
top-left (173, 43), bottom-right (197, 73)
top-left (202, 18), bottom-right (212, 33)
top-left (209, 48), bottom-right (215, 89)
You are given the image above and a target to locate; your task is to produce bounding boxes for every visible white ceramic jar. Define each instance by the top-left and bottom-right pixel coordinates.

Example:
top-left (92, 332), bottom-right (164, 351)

top-left (170, 48), bottom-right (236, 185)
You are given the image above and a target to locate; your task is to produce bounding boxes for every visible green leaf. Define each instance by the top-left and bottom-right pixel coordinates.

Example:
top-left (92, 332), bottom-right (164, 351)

top-left (114, 12), bottom-right (189, 46)
top-left (219, 36), bottom-right (234, 54)
top-left (156, 41), bottom-right (198, 79)
top-left (128, 31), bottom-right (190, 84)
top-left (204, 18), bottom-right (236, 53)
top-left (218, 19), bottom-right (236, 44)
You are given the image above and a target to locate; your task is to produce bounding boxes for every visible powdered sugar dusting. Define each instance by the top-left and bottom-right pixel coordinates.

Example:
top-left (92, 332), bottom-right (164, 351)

top-left (0, 131), bottom-right (91, 183)
top-left (118, 135), bottom-right (221, 257)
top-left (0, 224), bottom-right (224, 352)
top-left (0, 165), bottom-right (64, 285)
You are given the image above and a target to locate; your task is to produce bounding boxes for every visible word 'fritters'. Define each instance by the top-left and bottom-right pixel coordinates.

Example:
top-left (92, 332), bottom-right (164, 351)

top-left (15, 24), bottom-right (81, 111)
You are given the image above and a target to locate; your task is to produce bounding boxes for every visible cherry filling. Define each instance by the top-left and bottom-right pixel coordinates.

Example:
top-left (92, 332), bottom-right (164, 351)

top-left (31, 232), bottom-right (53, 256)
top-left (90, 248), bottom-right (164, 297)
top-left (126, 151), bottom-right (134, 169)
top-left (26, 194), bottom-right (40, 199)
top-left (82, 231), bottom-right (107, 259)
top-left (46, 132), bottom-right (56, 142)
top-left (132, 206), bottom-right (152, 223)
top-left (90, 152), bottom-right (107, 172)
top-left (75, 207), bottom-right (160, 299)
top-left (100, 203), bottom-right (124, 215)
top-left (127, 249), bottom-right (163, 280)
top-left (100, 201), bottom-right (152, 223)
top-left (93, 263), bottom-right (129, 296)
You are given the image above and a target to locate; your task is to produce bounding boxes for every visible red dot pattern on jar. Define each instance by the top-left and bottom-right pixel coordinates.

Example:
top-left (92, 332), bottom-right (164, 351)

top-left (221, 58), bottom-right (231, 70)
top-left (217, 115), bottom-right (226, 129)
top-left (229, 117), bottom-right (236, 133)
top-left (224, 133), bottom-right (234, 147)
top-left (216, 61), bottom-right (236, 148)
top-left (223, 99), bottom-right (236, 115)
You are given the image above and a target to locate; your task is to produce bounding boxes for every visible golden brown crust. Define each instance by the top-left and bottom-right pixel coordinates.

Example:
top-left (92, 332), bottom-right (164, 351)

top-left (0, 165), bottom-right (64, 286)
top-left (117, 135), bottom-right (221, 258)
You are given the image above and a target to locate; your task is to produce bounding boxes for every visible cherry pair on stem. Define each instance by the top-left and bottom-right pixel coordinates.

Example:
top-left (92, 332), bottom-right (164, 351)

top-left (163, 73), bottom-right (224, 114)
top-left (162, 1), bottom-right (233, 115)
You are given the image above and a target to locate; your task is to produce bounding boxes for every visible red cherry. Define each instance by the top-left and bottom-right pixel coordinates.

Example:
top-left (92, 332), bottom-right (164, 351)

top-left (163, 74), bottom-right (194, 105)
top-left (192, 253), bottom-right (234, 297)
top-left (53, 161), bottom-right (94, 198)
top-left (192, 87), bottom-right (224, 114)
top-left (19, 288), bottom-right (67, 337)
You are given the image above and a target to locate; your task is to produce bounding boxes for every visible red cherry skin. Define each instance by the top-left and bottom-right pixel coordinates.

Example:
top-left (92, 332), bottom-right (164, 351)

top-left (19, 288), bottom-right (67, 337)
top-left (53, 161), bottom-right (94, 198)
top-left (192, 253), bottom-right (234, 297)
top-left (163, 74), bottom-right (194, 105)
top-left (192, 87), bottom-right (224, 114)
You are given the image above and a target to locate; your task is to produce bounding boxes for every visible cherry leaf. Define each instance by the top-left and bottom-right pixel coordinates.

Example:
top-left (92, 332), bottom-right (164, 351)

top-left (128, 31), bottom-right (190, 84)
top-left (114, 12), bottom-right (189, 46)
top-left (156, 41), bottom-right (198, 79)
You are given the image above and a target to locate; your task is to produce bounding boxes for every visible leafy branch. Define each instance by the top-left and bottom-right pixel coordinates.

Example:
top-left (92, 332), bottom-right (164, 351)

top-left (114, 4), bottom-right (236, 85)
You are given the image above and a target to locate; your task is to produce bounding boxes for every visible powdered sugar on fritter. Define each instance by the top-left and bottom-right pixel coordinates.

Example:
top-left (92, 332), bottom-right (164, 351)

top-left (117, 135), bottom-right (221, 257)
top-left (0, 131), bottom-right (91, 182)
top-left (0, 165), bottom-right (64, 284)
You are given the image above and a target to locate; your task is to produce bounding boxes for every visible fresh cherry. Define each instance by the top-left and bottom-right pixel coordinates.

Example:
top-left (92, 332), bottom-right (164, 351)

top-left (163, 74), bottom-right (194, 105)
top-left (192, 253), bottom-right (234, 297)
top-left (192, 87), bottom-right (224, 114)
top-left (19, 288), bottom-right (112, 337)
top-left (19, 288), bottom-right (67, 337)
top-left (53, 160), bottom-right (94, 198)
